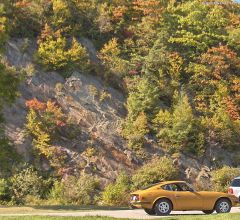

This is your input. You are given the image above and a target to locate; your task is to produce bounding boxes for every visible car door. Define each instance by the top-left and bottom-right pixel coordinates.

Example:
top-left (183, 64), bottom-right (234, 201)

top-left (231, 178), bottom-right (240, 198)
top-left (174, 183), bottom-right (204, 210)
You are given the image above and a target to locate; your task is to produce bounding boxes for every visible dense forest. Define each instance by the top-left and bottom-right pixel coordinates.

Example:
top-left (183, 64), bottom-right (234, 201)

top-left (0, 0), bottom-right (239, 206)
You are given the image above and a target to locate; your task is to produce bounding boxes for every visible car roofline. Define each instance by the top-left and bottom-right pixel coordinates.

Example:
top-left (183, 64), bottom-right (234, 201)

top-left (158, 180), bottom-right (186, 186)
top-left (234, 176), bottom-right (240, 179)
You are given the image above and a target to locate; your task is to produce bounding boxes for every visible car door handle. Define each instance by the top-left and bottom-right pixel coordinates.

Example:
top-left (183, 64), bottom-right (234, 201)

top-left (175, 195), bottom-right (181, 198)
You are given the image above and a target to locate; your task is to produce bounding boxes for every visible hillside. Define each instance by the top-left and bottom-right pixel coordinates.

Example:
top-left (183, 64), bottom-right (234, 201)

top-left (0, 0), bottom-right (239, 206)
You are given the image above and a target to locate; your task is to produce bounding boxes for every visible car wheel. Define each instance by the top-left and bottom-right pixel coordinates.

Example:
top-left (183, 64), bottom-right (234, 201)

top-left (202, 210), bottom-right (214, 214)
top-left (144, 208), bottom-right (155, 215)
top-left (154, 198), bottom-right (172, 216)
top-left (215, 198), bottom-right (231, 213)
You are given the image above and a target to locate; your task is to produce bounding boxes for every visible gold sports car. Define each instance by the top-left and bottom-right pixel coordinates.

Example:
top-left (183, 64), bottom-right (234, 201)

top-left (130, 180), bottom-right (238, 216)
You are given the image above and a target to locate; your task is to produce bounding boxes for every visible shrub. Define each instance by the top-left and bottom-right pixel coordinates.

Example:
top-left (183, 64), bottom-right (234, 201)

top-left (37, 36), bottom-right (90, 72)
top-left (0, 137), bottom-right (20, 177)
top-left (48, 180), bottom-right (64, 204)
top-left (0, 179), bottom-right (10, 202)
top-left (88, 85), bottom-right (98, 98)
top-left (211, 166), bottom-right (240, 192)
top-left (49, 174), bottom-right (99, 205)
top-left (10, 166), bottom-right (49, 204)
top-left (102, 173), bottom-right (130, 206)
top-left (132, 157), bottom-right (178, 189)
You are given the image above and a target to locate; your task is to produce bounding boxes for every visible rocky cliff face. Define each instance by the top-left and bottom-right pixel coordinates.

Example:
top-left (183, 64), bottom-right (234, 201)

top-left (2, 38), bottom-right (236, 187)
top-left (3, 39), bottom-right (138, 184)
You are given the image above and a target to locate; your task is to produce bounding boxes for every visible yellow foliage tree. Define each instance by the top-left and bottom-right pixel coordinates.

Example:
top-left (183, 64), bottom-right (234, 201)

top-left (37, 35), bottom-right (90, 72)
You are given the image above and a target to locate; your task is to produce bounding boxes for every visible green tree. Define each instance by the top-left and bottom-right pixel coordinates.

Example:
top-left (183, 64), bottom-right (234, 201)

top-left (154, 93), bottom-right (205, 155)
top-left (0, 60), bottom-right (20, 177)
top-left (122, 111), bottom-right (149, 150)
top-left (126, 77), bottom-right (160, 119)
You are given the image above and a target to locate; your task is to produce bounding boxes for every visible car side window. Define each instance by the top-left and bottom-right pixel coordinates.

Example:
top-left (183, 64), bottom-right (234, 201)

top-left (177, 183), bottom-right (193, 191)
top-left (231, 179), bottom-right (240, 187)
top-left (162, 184), bottom-right (180, 191)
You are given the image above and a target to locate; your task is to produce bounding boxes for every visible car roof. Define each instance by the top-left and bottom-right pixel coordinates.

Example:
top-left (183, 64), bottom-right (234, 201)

top-left (158, 180), bottom-right (186, 186)
top-left (234, 176), bottom-right (240, 180)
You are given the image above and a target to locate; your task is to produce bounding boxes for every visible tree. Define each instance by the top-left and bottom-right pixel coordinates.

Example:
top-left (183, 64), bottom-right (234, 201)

top-left (153, 93), bottom-right (205, 155)
top-left (122, 111), bottom-right (149, 150)
top-left (0, 60), bottom-right (19, 110)
top-left (126, 77), bottom-right (160, 119)
top-left (98, 38), bottom-right (129, 77)
top-left (167, 0), bottom-right (231, 59)
top-left (0, 4), bottom-right (8, 50)
top-left (37, 35), bottom-right (90, 72)
top-left (0, 60), bottom-right (20, 177)
top-left (4, 0), bottom-right (49, 37)
top-left (25, 98), bottom-right (68, 172)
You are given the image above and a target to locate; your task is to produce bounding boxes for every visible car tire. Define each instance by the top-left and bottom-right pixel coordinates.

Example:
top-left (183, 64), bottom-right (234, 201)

top-left (215, 198), bottom-right (231, 213)
top-left (202, 210), bottom-right (214, 214)
top-left (144, 208), bottom-right (155, 215)
top-left (154, 198), bottom-right (172, 216)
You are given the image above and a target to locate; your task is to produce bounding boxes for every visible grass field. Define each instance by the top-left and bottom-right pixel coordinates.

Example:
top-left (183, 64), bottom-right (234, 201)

top-left (0, 214), bottom-right (240, 220)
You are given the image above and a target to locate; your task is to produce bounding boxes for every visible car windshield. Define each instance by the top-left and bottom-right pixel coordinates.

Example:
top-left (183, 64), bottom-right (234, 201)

top-left (231, 179), bottom-right (240, 187)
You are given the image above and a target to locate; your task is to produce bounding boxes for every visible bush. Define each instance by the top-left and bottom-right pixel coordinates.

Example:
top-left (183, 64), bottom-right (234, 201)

top-left (211, 166), bottom-right (240, 192)
top-left (48, 180), bottom-right (64, 203)
top-left (102, 173), bottom-right (130, 206)
top-left (132, 157), bottom-right (178, 189)
top-left (37, 36), bottom-right (90, 72)
top-left (0, 137), bottom-right (20, 177)
top-left (49, 174), bottom-right (99, 205)
top-left (0, 179), bottom-right (10, 202)
top-left (10, 166), bottom-right (49, 204)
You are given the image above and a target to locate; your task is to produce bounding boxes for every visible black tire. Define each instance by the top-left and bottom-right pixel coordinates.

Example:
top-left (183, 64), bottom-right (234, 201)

top-left (144, 208), bottom-right (156, 215)
top-left (203, 210), bottom-right (214, 214)
top-left (215, 198), bottom-right (231, 213)
top-left (154, 198), bottom-right (172, 216)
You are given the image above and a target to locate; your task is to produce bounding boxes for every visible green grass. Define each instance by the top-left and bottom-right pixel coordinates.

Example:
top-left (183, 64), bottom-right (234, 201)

top-left (0, 214), bottom-right (239, 220)
top-left (0, 206), bottom-right (128, 214)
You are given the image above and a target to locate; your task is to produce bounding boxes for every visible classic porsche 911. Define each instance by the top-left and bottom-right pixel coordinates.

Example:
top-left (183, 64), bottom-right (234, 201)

top-left (130, 180), bottom-right (238, 216)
